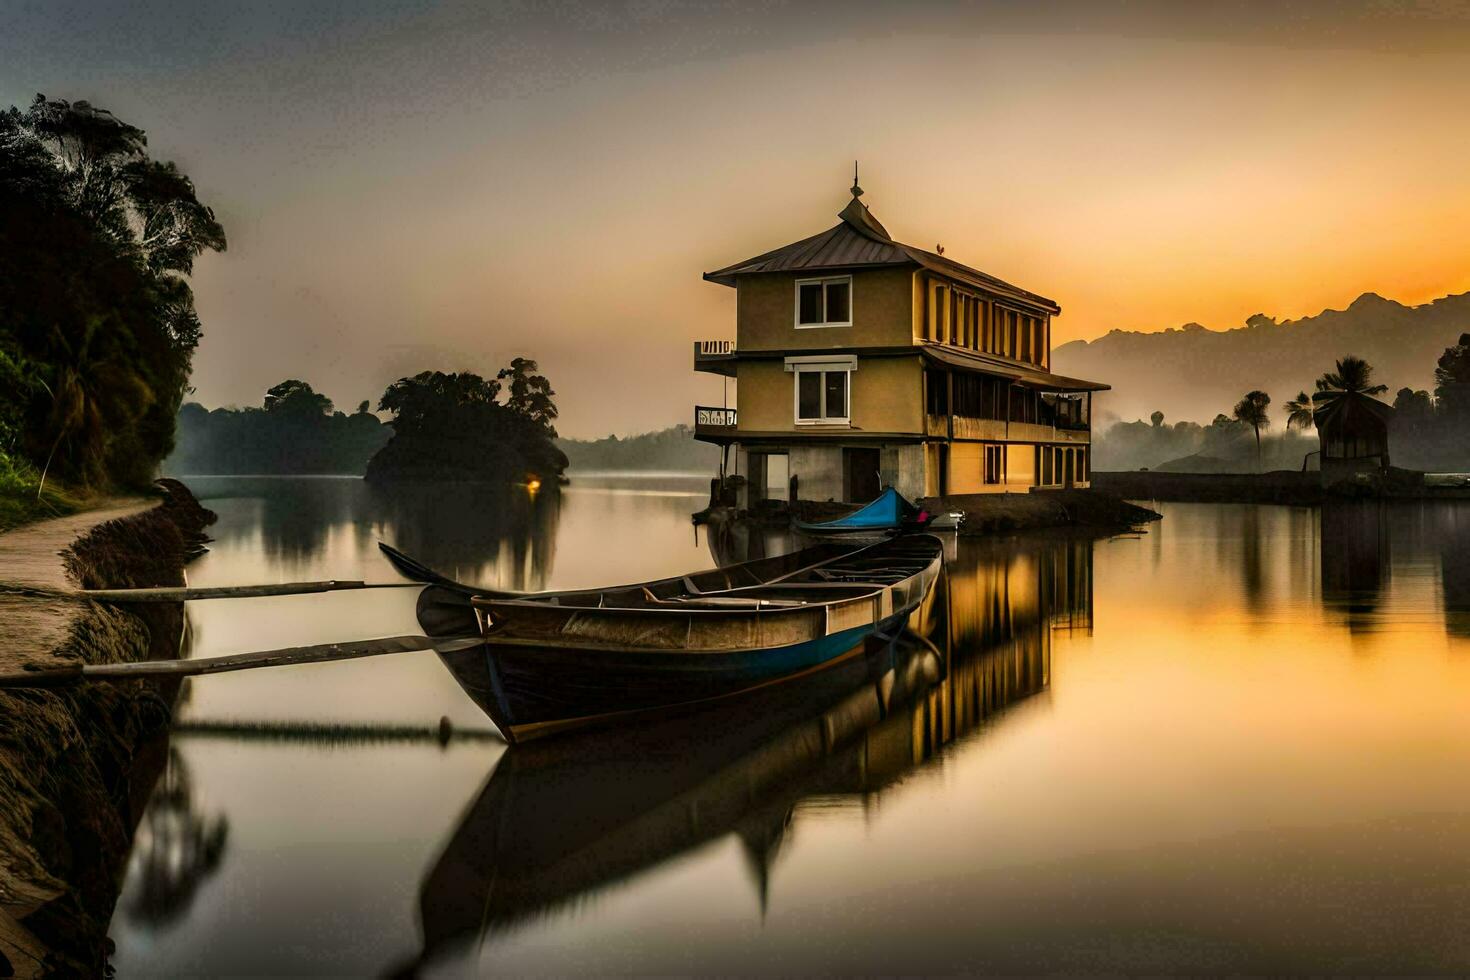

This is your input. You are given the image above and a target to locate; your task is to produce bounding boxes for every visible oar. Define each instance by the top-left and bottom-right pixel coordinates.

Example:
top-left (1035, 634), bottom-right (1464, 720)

top-left (0, 633), bottom-right (481, 689)
top-left (378, 542), bottom-right (526, 599)
top-left (78, 580), bottom-right (422, 603)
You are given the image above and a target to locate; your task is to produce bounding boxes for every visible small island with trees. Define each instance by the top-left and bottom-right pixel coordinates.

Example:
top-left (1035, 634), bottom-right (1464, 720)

top-left (168, 360), bottom-right (568, 487)
top-left (365, 359), bottom-right (566, 486)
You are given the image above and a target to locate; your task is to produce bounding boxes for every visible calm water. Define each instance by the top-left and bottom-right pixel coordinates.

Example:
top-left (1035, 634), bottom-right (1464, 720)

top-left (107, 476), bottom-right (1470, 975)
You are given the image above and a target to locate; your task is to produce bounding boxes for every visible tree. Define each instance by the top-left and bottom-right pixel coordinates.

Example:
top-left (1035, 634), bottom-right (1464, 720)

top-left (497, 357), bottom-right (559, 437)
top-left (1315, 355), bottom-right (1388, 401)
top-left (1434, 333), bottom-right (1470, 418)
top-left (1285, 391), bottom-right (1315, 431)
top-left (1150, 410), bottom-right (1164, 428)
top-left (264, 379), bottom-right (333, 417)
top-left (36, 320), bottom-right (155, 494)
top-left (1232, 390), bottom-right (1271, 470)
top-left (1393, 387), bottom-right (1434, 420)
top-left (368, 366), bottom-right (566, 484)
top-left (0, 95), bottom-right (224, 489)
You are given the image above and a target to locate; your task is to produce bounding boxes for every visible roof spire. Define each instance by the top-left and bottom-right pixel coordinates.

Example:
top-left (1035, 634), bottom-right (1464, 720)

top-left (837, 162), bottom-right (890, 243)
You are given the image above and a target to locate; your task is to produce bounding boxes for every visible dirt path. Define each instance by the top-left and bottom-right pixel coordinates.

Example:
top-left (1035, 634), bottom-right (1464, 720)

top-left (0, 499), bottom-right (152, 673)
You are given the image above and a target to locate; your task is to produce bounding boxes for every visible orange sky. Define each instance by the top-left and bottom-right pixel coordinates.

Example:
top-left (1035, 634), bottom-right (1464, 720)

top-left (7, 1), bottom-right (1470, 436)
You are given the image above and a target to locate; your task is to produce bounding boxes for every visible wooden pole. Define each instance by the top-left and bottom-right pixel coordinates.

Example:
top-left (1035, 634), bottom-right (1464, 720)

top-left (76, 580), bottom-right (422, 603)
top-left (0, 633), bottom-right (481, 689)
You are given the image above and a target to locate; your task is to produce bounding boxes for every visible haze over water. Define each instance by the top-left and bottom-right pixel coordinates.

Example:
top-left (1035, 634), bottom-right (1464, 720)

top-left (109, 475), bottom-right (1470, 974)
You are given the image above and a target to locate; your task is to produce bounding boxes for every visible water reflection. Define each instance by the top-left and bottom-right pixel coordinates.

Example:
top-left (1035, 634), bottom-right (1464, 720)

top-left (185, 475), bottom-right (560, 591)
top-left (403, 532), bottom-right (1095, 972)
top-left (1316, 500), bottom-right (1470, 639)
top-left (1441, 509), bottom-right (1470, 638)
top-left (120, 749), bottom-right (229, 928)
top-left (1320, 501), bottom-right (1390, 627)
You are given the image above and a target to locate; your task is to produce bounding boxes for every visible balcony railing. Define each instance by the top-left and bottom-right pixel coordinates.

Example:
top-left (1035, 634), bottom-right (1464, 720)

top-left (695, 405), bottom-right (738, 430)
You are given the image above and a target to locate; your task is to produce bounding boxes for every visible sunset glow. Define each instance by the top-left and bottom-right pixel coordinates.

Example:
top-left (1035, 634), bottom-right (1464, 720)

top-left (6, 2), bottom-right (1469, 436)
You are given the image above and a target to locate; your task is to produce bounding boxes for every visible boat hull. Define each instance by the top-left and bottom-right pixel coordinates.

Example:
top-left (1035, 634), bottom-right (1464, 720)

top-left (439, 614), bottom-right (913, 742)
top-left (417, 533), bottom-right (944, 742)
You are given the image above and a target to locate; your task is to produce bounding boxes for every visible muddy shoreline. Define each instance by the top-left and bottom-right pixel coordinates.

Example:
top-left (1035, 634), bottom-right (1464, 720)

top-left (0, 480), bottom-right (213, 978)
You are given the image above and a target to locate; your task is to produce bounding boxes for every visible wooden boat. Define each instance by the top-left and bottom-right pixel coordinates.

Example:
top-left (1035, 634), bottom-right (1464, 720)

top-left (400, 533), bottom-right (944, 743)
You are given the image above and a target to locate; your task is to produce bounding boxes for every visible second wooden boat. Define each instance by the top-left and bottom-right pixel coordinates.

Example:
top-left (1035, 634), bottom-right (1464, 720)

top-left (793, 487), bottom-right (966, 536)
top-left (396, 534), bottom-right (944, 743)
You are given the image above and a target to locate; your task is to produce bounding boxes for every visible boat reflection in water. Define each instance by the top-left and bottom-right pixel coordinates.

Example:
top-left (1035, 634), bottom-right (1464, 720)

top-left (401, 531), bottom-right (1095, 973)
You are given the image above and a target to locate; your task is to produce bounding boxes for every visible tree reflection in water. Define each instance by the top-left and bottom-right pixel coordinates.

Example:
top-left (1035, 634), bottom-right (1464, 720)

top-left (121, 749), bottom-right (228, 928)
top-left (397, 531), bottom-right (1096, 974)
top-left (187, 475), bottom-right (561, 592)
top-left (365, 480), bottom-right (559, 592)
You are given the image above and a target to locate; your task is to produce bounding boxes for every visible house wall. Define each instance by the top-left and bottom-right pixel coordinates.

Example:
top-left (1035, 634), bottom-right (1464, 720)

top-left (734, 356), bottom-right (924, 436)
top-left (736, 267), bottom-right (916, 351)
top-left (948, 441), bottom-right (985, 495)
top-left (739, 442), bottom-right (926, 504)
top-left (1005, 443), bottom-right (1037, 490)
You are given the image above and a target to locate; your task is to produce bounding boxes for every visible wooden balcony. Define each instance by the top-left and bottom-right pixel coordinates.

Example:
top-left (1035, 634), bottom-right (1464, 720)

top-left (693, 340), bottom-right (736, 377)
top-left (694, 405), bottom-right (739, 443)
top-left (925, 414), bottom-right (1090, 443)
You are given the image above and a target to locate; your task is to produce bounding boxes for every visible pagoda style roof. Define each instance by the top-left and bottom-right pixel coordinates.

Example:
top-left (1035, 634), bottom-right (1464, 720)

top-left (704, 188), bottom-right (1060, 315)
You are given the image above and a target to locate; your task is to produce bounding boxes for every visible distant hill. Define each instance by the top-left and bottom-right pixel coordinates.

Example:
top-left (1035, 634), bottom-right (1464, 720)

top-left (1053, 291), bottom-right (1470, 425)
top-left (558, 424), bottom-right (718, 472)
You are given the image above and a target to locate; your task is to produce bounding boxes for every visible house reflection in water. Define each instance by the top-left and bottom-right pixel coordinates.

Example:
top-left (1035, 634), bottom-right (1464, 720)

top-left (1319, 502), bottom-right (1390, 627)
top-left (1318, 500), bottom-right (1470, 639)
top-left (400, 533), bottom-right (1095, 973)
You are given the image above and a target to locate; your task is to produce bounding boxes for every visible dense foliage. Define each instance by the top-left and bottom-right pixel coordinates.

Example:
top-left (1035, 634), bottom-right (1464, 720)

top-left (0, 95), bottom-right (224, 493)
top-left (167, 381), bottom-right (389, 475)
top-left (366, 364), bottom-right (568, 484)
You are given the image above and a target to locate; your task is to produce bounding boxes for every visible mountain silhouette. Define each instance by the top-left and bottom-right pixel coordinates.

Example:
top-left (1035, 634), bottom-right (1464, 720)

top-left (1053, 291), bottom-right (1470, 425)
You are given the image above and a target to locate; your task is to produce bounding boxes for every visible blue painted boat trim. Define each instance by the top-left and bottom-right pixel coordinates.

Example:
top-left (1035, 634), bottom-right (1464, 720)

top-left (794, 487), bottom-right (916, 532)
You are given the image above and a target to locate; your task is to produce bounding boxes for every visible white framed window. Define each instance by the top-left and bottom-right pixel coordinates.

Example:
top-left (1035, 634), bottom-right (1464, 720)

top-left (786, 355), bottom-right (855, 425)
top-left (795, 276), bottom-right (852, 328)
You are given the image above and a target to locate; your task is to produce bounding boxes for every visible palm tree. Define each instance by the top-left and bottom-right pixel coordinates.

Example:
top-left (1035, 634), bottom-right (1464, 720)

top-left (35, 320), bottom-right (154, 495)
top-left (1285, 391), bottom-right (1315, 431)
top-left (1233, 390), bottom-right (1271, 470)
top-left (1315, 355), bottom-right (1388, 402)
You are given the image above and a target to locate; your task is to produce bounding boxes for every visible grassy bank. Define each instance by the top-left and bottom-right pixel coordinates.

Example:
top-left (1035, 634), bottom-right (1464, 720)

top-left (0, 454), bottom-right (85, 532)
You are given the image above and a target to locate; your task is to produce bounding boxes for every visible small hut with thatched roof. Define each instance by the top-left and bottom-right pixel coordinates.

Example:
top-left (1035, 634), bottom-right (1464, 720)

top-left (1313, 389), bottom-right (1395, 481)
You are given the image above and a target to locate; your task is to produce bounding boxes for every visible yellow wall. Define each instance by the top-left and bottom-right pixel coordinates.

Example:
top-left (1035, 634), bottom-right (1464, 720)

top-left (736, 268), bottom-right (915, 351)
top-left (1005, 443), bottom-right (1036, 490)
top-left (948, 442), bottom-right (984, 495)
top-left (735, 355), bottom-right (923, 434)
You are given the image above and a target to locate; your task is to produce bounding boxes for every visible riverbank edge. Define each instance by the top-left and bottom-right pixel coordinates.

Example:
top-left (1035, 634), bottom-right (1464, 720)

top-left (1091, 469), bottom-right (1470, 505)
top-left (0, 479), bottom-right (213, 978)
top-left (699, 488), bottom-right (1161, 535)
